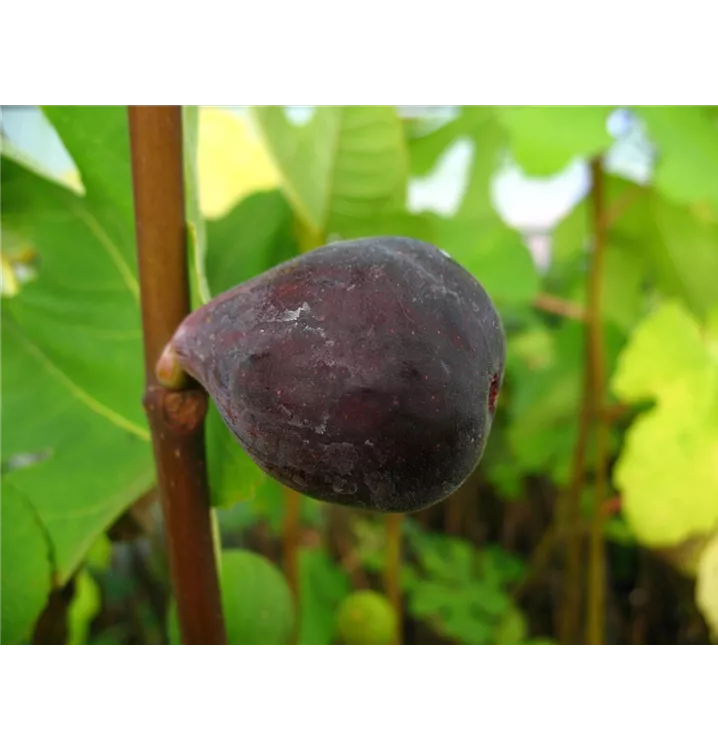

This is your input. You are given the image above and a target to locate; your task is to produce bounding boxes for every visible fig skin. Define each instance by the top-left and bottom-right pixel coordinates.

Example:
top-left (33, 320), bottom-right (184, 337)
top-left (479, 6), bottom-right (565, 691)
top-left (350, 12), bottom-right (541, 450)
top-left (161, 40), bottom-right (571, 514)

top-left (170, 236), bottom-right (506, 514)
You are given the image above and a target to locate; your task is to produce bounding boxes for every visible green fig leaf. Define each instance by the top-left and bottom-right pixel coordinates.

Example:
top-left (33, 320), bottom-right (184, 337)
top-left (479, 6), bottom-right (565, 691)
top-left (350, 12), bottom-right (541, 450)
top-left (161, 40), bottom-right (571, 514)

top-left (251, 106), bottom-right (408, 242)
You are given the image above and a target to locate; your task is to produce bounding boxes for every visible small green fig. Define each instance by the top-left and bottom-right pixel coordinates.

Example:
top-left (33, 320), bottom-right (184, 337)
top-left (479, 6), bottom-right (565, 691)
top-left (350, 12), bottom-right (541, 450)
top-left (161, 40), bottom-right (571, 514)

top-left (336, 590), bottom-right (397, 645)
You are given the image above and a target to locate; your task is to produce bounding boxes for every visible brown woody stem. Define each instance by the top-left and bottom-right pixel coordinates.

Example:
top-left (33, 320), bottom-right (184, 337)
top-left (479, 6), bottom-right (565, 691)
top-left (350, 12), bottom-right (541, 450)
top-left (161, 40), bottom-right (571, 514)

top-left (586, 157), bottom-right (609, 645)
top-left (129, 106), bottom-right (226, 645)
top-left (533, 293), bottom-right (586, 321)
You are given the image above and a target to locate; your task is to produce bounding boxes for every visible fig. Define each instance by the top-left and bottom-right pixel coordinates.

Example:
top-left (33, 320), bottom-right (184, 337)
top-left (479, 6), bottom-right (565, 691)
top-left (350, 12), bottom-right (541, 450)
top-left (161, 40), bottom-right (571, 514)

top-left (336, 590), bottom-right (397, 645)
top-left (169, 236), bottom-right (505, 514)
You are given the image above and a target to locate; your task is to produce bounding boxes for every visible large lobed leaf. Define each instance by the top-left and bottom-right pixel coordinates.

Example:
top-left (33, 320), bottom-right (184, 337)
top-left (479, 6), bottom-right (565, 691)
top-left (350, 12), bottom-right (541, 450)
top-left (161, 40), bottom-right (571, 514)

top-left (611, 302), bottom-right (718, 547)
top-left (1, 108), bottom-right (154, 605)
top-left (0, 107), bottom-right (213, 641)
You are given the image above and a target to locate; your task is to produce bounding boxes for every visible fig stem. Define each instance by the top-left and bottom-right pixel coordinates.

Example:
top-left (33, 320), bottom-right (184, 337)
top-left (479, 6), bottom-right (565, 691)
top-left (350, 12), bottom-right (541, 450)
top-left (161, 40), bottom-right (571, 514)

top-left (156, 342), bottom-right (189, 390)
top-left (128, 106), bottom-right (226, 645)
top-left (533, 293), bottom-right (586, 322)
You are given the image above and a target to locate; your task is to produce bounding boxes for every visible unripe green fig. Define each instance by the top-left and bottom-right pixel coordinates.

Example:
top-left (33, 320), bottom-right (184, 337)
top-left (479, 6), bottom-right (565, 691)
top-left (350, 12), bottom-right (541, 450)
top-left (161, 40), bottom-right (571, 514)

top-left (169, 236), bottom-right (506, 514)
top-left (336, 590), bottom-right (397, 645)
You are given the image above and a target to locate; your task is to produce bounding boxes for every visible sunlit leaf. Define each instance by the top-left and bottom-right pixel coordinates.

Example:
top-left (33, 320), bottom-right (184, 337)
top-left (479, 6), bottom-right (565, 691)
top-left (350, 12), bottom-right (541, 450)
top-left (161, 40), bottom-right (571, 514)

top-left (405, 114), bottom-right (468, 177)
top-left (498, 106), bottom-right (614, 175)
top-left (612, 302), bottom-right (718, 546)
top-left (1, 107), bottom-right (154, 582)
top-left (183, 105), bottom-right (210, 306)
top-left (432, 215), bottom-right (539, 306)
top-left (457, 108), bottom-right (507, 221)
top-left (252, 106), bottom-right (408, 243)
top-left (406, 107), bottom-right (502, 220)
top-left (197, 108), bottom-right (280, 219)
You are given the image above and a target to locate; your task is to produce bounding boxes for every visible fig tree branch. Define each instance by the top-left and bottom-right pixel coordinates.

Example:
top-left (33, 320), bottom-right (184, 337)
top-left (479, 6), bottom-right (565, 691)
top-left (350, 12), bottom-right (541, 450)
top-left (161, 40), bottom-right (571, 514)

top-left (557, 350), bottom-right (591, 644)
top-left (603, 184), bottom-right (645, 230)
top-left (384, 512), bottom-right (403, 644)
top-left (586, 156), bottom-right (609, 646)
top-left (533, 293), bottom-right (586, 322)
top-left (128, 106), bottom-right (226, 645)
top-left (282, 487), bottom-right (301, 616)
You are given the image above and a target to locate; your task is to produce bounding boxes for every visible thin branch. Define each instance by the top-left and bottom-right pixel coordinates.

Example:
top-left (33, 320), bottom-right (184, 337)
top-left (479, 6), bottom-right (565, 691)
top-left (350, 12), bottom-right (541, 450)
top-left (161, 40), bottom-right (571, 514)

top-left (282, 487), bottom-right (302, 643)
top-left (515, 497), bottom-right (621, 599)
top-left (384, 513), bottom-right (404, 644)
top-left (533, 293), bottom-right (586, 322)
top-left (586, 157), bottom-right (609, 646)
top-left (32, 578), bottom-right (74, 644)
top-left (326, 506), bottom-right (370, 590)
top-left (444, 494), bottom-right (464, 536)
top-left (557, 361), bottom-right (591, 645)
top-left (128, 106), bottom-right (226, 645)
top-left (602, 184), bottom-right (644, 230)
top-left (602, 403), bottom-right (629, 424)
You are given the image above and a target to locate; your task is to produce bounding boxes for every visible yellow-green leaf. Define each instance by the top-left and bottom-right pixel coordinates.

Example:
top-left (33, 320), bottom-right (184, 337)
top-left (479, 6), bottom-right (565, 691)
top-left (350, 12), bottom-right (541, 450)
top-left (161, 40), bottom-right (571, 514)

top-left (612, 302), bottom-right (718, 546)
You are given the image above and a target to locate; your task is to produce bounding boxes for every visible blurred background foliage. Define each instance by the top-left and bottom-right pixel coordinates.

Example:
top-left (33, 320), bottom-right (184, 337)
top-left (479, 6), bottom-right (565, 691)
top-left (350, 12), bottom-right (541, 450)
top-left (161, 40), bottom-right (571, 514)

top-left (2, 105), bottom-right (718, 645)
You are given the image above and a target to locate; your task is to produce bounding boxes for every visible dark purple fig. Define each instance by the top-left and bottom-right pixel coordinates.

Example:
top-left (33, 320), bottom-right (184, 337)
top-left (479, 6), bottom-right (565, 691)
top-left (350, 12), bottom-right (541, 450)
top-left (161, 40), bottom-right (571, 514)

top-left (169, 236), bottom-right (505, 514)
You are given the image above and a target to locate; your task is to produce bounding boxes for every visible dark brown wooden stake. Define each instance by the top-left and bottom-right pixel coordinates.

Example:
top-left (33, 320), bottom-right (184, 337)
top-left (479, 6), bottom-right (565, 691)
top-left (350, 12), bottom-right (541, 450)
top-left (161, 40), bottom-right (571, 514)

top-left (128, 106), bottom-right (226, 645)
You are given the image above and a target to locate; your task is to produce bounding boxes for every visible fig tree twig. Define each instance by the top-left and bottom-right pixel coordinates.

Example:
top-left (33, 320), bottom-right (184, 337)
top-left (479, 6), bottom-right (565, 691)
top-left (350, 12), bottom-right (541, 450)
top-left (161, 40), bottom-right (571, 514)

top-left (602, 184), bottom-right (644, 230)
top-left (128, 106), bottom-right (226, 645)
top-left (586, 157), bottom-right (609, 645)
top-left (384, 513), bottom-right (403, 644)
top-left (557, 362), bottom-right (591, 645)
top-left (281, 487), bottom-right (302, 643)
top-left (533, 293), bottom-right (586, 321)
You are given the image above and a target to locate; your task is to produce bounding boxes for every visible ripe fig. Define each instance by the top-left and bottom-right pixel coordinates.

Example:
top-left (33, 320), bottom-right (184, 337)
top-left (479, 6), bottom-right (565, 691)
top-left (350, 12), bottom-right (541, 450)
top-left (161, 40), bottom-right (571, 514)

top-left (169, 236), bottom-right (505, 514)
